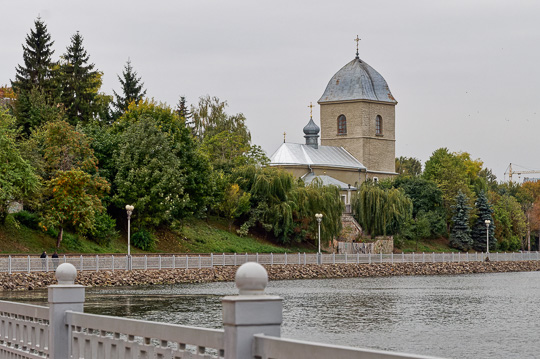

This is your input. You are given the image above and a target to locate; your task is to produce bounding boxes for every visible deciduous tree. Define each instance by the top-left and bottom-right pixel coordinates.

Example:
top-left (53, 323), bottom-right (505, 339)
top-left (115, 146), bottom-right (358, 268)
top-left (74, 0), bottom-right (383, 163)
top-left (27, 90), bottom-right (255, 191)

top-left (0, 109), bottom-right (39, 223)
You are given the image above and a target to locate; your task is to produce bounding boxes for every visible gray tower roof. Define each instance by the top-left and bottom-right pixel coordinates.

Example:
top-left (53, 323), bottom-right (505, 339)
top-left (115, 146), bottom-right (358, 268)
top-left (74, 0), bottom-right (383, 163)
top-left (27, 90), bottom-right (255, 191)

top-left (318, 57), bottom-right (397, 104)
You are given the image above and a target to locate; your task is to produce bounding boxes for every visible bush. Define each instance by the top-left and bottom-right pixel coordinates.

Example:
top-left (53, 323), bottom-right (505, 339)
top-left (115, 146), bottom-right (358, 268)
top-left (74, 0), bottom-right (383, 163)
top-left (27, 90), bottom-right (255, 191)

top-left (132, 229), bottom-right (156, 251)
top-left (89, 213), bottom-right (119, 246)
top-left (12, 210), bottom-right (40, 230)
top-left (62, 232), bottom-right (83, 251)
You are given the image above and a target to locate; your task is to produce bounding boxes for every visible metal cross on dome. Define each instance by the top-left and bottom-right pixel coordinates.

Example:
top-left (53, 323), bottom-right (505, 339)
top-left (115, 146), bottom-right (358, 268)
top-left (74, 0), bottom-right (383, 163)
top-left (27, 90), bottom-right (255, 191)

top-left (354, 35), bottom-right (361, 57)
top-left (308, 102), bottom-right (314, 118)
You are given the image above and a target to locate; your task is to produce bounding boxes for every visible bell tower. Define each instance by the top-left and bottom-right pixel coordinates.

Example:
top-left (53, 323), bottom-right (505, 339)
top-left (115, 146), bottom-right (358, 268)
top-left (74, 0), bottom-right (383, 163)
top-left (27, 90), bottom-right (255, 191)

top-left (317, 38), bottom-right (397, 177)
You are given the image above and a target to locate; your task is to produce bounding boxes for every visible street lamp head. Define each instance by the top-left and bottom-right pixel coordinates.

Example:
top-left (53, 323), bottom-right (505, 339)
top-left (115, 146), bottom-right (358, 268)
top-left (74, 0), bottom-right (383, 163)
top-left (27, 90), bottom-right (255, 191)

top-left (315, 213), bottom-right (323, 222)
top-left (125, 204), bottom-right (134, 212)
top-left (485, 219), bottom-right (491, 225)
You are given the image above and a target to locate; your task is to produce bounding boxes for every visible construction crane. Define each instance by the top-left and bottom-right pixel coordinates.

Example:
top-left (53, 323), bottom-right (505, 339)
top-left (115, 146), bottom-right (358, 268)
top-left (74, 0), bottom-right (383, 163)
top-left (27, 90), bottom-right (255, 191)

top-left (505, 163), bottom-right (540, 183)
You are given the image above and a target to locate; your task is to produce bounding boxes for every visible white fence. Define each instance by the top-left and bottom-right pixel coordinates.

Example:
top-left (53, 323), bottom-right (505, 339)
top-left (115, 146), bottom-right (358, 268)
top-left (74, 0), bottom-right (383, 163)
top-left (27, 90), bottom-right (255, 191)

top-left (2, 251), bottom-right (539, 273)
top-left (0, 263), bottom-right (443, 359)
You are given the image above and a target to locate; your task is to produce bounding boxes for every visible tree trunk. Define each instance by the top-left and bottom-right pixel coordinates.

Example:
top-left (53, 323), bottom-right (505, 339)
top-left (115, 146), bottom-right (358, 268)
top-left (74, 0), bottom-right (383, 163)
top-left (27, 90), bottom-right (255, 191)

top-left (56, 227), bottom-right (63, 248)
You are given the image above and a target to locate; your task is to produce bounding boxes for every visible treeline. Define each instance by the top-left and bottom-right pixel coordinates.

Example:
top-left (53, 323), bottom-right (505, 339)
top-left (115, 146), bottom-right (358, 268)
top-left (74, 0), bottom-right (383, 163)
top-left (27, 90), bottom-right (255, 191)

top-left (0, 18), bottom-right (344, 250)
top-left (355, 153), bottom-right (540, 252)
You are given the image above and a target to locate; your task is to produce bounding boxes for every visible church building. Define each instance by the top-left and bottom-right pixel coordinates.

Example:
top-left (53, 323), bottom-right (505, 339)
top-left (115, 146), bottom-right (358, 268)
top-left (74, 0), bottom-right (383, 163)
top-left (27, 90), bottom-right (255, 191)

top-left (269, 41), bottom-right (398, 205)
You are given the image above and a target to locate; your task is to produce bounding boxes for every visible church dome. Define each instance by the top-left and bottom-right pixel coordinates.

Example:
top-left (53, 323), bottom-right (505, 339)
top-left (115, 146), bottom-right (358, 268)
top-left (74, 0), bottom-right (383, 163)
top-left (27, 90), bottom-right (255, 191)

top-left (318, 57), bottom-right (397, 104)
top-left (303, 118), bottom-right (320, 135)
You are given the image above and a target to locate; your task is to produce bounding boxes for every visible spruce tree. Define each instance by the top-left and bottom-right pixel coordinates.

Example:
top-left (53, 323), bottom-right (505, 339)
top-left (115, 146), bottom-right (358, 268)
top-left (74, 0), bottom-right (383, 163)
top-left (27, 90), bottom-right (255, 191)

top-left (11, 17), bottom-right (55, 94)
top-left (113, 59), bottom-right (146, 116)
top-left (472, 190), bottom-right (496, 252)
top-left (59, 32), bottom-right (101, 125)
top-left (11, 18), bottom-right (57, 134)
top-left (449, 190), bottom-right (473, 251)
top-left (176, 96), bottom-right (191, 121)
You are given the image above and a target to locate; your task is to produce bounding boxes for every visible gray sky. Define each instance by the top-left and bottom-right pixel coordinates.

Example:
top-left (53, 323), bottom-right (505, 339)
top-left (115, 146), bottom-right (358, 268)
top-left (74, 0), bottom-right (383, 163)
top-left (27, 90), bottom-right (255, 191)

top-left (2, 0), bottom-right (539, 181)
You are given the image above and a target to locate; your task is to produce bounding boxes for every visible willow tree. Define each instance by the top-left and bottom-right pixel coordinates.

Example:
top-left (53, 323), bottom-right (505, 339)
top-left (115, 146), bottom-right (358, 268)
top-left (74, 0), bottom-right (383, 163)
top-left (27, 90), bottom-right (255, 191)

top-left (296, 178), bottom-right (344, 245)
top-left (352, 181), bottom-right (412, 238)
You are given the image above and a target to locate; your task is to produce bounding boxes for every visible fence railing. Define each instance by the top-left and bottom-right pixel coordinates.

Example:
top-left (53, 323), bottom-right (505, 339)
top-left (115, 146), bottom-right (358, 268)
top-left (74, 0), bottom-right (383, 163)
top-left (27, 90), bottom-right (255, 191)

top-left (0, 263), bottom-right (443, 359)
top-left (2, 251), bottom-right (539, 273)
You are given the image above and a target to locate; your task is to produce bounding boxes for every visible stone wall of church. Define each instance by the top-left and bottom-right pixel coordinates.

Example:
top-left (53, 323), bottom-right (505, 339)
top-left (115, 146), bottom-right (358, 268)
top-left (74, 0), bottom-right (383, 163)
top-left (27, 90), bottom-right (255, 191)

top-left (319, 101), bottom-right (395, 173)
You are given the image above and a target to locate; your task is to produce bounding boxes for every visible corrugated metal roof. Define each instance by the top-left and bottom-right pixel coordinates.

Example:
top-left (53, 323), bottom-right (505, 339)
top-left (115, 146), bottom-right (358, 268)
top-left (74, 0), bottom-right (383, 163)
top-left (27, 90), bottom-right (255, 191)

top-left (318, 57), bottom-right (397, 104)
top-left (302, 173), bottom-right (357, 190)
top-left (269, 143), bottom-right (366, 170)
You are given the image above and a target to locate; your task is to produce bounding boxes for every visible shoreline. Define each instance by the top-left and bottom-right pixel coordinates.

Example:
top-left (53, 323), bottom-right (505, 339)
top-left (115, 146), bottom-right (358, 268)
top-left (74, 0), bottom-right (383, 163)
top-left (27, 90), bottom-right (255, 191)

top-left (1, 261), bottom-right (540, 291)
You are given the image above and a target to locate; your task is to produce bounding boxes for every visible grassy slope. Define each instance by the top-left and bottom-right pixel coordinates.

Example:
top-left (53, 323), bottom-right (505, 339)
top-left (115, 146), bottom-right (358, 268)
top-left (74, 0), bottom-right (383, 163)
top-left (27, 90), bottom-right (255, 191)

top-left (0, 215), bottom-right (309, 255)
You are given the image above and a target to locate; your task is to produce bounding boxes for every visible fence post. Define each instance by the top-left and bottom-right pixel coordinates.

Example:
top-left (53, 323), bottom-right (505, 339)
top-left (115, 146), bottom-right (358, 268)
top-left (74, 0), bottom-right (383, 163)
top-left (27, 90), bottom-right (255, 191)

top-left (145, 255), bottom-right (148, 270)
top-left (402, 252), bottom-right (404, 263)
top-left (422, 252), bottom-right (425, 263)
top-left (48, 263), bottom-right (85, 359)
top-left (304, 253), bottom-right (306, 265)
top-left (391, 252), bottom-right (393, 264)
top-left (368, 252), bottom-right (371, 265)
top-left (298, 252), bottom-right (300, 265)
top-left (199, 255), bottom-right (201, 269)
top-left (284, 252), bottom-right (287, 265)
top-left (211, 253), bottom-right (214, 267)
top-left (271, 253), bottom-right (273, 266)
top-left (412, 252), bottom-right (415, 264)
top-left (223, 253), bottom-right (226, 267)
top-left (80, 255), bottom-right (83, 271)
top-left (186, 255), bottom-right (189, 269)
top-left (159, 255), bottom-right (162, 270)
top-left (96, 255), bottom-right (99, 272)
top-left (256, 253), bottom-right (259, 264)
top-left (112, 255), bottom-right (115, 272)
top-left (234, 253), bottom-right (237, 266)
top-left (380, 251), bottom-right (383, 264)
top-left (8, 255), bottom-right (11, 274)
top-left (222, 263), bottom-right (282, 359)
top-left (173, 255), bottom-right (175, 269)
top-left (28, 255), bottom-right (30, 273)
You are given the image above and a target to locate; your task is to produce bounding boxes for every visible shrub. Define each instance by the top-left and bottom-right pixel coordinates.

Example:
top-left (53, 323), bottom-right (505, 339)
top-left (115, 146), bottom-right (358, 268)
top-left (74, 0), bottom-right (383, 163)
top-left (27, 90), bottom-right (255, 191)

top-left (89, 213), bottom-right (119, 246)
top-left (132, 229), bottom-right (156, 251)
top-left (12, 210), bottom-right (40, 230)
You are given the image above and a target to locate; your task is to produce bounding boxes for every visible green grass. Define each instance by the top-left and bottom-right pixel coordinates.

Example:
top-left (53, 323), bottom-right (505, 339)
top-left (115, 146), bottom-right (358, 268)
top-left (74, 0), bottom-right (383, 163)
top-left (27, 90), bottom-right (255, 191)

top-left (398, 237), bottom-right (458, 253)
top-left (0, 214), bottom-right (308, 255)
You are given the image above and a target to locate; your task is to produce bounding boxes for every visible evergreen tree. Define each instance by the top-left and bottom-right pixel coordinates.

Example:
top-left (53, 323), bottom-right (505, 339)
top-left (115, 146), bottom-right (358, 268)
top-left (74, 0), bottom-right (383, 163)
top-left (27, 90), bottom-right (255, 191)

top-left (472, 190), bottom-right (496, 251)
top-left (11, 17), bottom-right (55, 94)
top-left (59, 32), bottom-right (101, 125)
top-left (11, 18), bottom-right (57, 134)
top-left (449, 190), bottom-right (473, 251)
top-left (176, 96), bottom-right (191, 121)
top-left (113, 59), bottom-right (146, 116)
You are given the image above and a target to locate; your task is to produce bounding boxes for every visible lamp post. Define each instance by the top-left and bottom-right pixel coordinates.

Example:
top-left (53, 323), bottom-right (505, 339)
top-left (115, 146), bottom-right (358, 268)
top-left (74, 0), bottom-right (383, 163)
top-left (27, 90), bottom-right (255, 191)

top-left (485, 219), bottom-right (491, 259)
top-left (315, 213), bottom-right (323, 264)
top-left (126, 205), bottom-right (134, 270)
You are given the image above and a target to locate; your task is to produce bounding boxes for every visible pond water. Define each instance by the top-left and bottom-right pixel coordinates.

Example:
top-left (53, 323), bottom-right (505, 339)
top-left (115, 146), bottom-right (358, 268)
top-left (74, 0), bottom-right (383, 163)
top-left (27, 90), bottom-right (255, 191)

top-left (2, 271), bottom-right (540, 358)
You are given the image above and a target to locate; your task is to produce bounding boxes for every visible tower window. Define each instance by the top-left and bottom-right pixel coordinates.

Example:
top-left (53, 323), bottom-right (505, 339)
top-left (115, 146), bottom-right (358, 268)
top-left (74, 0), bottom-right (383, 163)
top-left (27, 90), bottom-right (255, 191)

top-left (375, 115), bottom-right (383, 135)
top-left (337, 115), bottom-right (347, 135)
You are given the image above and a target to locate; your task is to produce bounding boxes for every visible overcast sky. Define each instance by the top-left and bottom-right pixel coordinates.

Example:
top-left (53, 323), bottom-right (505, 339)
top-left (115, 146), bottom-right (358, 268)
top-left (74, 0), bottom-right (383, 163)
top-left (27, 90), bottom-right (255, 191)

top-left (2, 0), bottom-right (539, 181)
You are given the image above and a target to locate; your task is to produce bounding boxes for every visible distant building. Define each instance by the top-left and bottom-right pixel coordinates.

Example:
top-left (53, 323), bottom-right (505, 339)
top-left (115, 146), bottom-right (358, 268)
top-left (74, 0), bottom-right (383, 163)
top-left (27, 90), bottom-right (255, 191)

top-left (269, 46), bottom-right (398, 206)
top-left (524, 177), bottom-right (540, 183)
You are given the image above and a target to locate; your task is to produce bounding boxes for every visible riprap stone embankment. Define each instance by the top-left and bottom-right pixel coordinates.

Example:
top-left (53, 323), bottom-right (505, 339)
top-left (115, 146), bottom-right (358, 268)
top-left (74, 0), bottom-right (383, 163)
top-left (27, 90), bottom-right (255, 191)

top-left (1, 261), bottom-right (539, 291)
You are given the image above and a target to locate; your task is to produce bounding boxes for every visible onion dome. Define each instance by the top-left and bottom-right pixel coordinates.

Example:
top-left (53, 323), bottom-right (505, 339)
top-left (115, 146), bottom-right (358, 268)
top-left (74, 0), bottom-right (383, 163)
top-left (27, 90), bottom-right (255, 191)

top-left (303, 118), bottom-right (320, 149)
top-left (318, 57), bottom-right (397, 104)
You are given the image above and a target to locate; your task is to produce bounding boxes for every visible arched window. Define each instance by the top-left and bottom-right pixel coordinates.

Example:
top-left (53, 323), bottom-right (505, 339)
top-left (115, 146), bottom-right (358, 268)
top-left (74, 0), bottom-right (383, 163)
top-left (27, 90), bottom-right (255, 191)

top-left (375, 115), bottom-right (383, 135)
top-left (337, 115), bottom-right (347, 135)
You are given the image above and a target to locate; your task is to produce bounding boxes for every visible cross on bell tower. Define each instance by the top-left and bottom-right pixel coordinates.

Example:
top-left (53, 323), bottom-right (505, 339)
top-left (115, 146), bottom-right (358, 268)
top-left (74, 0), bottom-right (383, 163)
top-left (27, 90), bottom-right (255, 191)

top-left (354, 35), bottom-right (361, 58)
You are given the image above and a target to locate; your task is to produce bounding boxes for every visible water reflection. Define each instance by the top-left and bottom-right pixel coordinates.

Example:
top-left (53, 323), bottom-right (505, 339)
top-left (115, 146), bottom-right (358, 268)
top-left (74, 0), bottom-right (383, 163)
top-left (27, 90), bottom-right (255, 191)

top-left (1, 272), bottom-right (540, 358)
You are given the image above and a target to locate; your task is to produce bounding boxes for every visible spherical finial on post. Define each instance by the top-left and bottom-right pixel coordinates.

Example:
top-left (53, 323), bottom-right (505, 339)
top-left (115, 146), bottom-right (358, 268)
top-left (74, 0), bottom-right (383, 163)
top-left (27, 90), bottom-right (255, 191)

top-left (55, 263), bottom-right (77, 285)
top-left (235, 262), bottom-right (268, 295)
